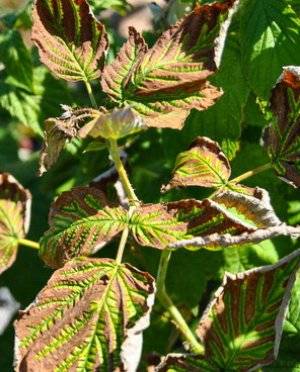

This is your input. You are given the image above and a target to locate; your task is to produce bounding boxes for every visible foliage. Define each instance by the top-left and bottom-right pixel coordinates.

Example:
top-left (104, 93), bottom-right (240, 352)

top-left (1, 0), bottom-right (300, 371)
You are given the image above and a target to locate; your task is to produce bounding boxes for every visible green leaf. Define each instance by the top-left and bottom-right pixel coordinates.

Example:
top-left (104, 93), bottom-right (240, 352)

top-left (15, 257), bottom-right (155, 371)
top-left (240, 0), bottom-right (300, 98)
top-left (0, 173), bottom-right (31, 274)
top-left (163, 136), bottom-right (231, 191)
top-left (40, 187), bottom-right (127, 268)
top-left (0, 30), bottom-right (33, 91)
top-left (167, 188), bottom-right (300, 250)
top-left (158, 248), bottom-right (300, 371)
top-left (89, 0), bottom-right (131, 15)
top-left (0, 66), bottom-right (72, 135)
top-left (32, 0), bottom-right (108, 82)
top-left (263, 66), bottom-right (300, 188)
top-left (101, 1), bottom-right (239, 128)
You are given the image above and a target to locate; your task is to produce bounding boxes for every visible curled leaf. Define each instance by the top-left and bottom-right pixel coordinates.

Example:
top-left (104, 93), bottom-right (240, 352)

top-left (0, 173), bottom-right (31, 274)
top-left (87, 107), bottom-right (146, 140)
top-left (162, 136), bottom-right (231, 191)
top-left (263, 66), bottom-right (300, 187)
top-left (167, 188), bottom-right (300, 250)
top-left (101, 1), bottom-right (240, 128)
top-left (32, 0), bottom-right (108, 82)
top-left (39, 107), bottom-right (102, 175)
top-left (157, 248), bottom-right (300, 371)
top-left (15, 257), bottom-right (155, 371)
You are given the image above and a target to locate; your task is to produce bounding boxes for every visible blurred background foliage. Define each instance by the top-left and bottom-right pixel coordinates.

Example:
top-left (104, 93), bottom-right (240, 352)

top-left (0, 0), bottom-right (300, 370)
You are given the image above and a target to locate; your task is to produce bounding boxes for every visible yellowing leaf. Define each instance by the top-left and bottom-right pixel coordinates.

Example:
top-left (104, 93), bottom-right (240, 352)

top-left (162, 136), bottom-right (231, 191)
top-left (263, 66), bottom-right (300, 187)
top-left (0, 173), bottom-right (31, 274)
top-left (158, 249), bottom-right (300, 371)
top-left (15, 258), bottom-right (155, 371)
top-left (32, 0), bottom-right (108, 82)
top-left (101, 1), bottom-right (240, 128)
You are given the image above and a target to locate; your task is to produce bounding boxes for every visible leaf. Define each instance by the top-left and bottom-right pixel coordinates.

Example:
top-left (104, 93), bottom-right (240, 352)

top-left (14, 257), bottom-right (155, 371)
top-left (39, 107), bottom-right (101, 175)
top-left (263, 66), bottom-right (300, 188)
top-left (129, 204), bottom-right (187, 249)
top-left (0, 173), bottom-right (31, 274)
top-left (89, 0), bottom-right (130, 15)
top-left (0, 65), bottom-right (72, 135)
top-left (167, 188), bottom-right (300, 250)
top-left (101, 1), bottom-right (240, 128)
top-left (157, 248), bottom-right (300, 371)
top-left (240, 0), bottom-right (300, 99)
top-left (0, 30), bottom-right (33, 91)
top-left (39, 187), bottom-right (126, 268)
top-left (32, 0), bottom-right (108, 82)
top-left (162, 136), bottom-right (231, 191)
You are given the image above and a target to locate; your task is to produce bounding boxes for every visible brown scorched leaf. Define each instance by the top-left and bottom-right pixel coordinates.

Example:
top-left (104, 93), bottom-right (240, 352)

top-left (101, 1), bottom-right (240, 128)
top-left (15, 257), bottom-right (155, 371)
top-left (157, 249), bottom-right (300, 371)
top-left (167, 188), bottom-right (300, 250)
top-left (40, 187), bottom-right (187, 268)
top-left (39, 186), bottom-right (126, 268)
top-left (0, 173), bottom-right (31, 274)
top-left (32, 0), bottom-right (108, 82)
top-left (263, 66), bottom-right (300, 187)
top-left (39, 106), bottom-right (102, 175)
top-left (162, 136), bottom-right (231, 191)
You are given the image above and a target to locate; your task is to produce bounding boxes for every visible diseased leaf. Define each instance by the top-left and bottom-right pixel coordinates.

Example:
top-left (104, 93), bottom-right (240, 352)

top-left (129, 204), bottom-right (187, 249)
top-left (15, 257), bottom-right (155, 371)
top-left (39, 107), bottom-right (101, 175)
top-left (39, 187), bottom-right (126, 268)
top-left (101, 1), bottom-right (240, 128)
top-left (32, 0), bottom-right (108, 82)
top-left (162, 136), bottom-right (231, 191)
top-left (0, 173), bottom-right (31, 274)
top-left (167, 188), bottom-right (300, 250)
top-left (40, 187), bottom-right (186, 268)
top-left (157, 249), bottom-right (300, 371)
top-left (263, 66), bottom-right (300, 187)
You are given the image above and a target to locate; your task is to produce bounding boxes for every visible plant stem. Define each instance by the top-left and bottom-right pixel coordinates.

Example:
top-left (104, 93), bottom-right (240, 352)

top-left (84, 81), bottom-right (97, 108)
top-left (18, 238), bottom-right (40, 250)
top-left (108, 139), bottom-right (139, 203)
top-left (156, 250), bottom-right (205, 355)
top-left (230, 163), bottom-right (272, 184)
top-left (115, 227), bottom-right (129, 264)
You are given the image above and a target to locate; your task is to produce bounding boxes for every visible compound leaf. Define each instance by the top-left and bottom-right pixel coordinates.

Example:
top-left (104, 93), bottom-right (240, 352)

top-left (0, 173), bottom-right (31, 274)
top-left (263, 66), bottom-right (300, 187)
top-left (40, 187), bottom-right (126, 268)
top-left (163, 136), bottom-right (231, 191)
top-left (32, 0), bottom-right (108, 82)
top-left (167, 188), bottom-right (300, 250)
top-left (157, 249), bottom-right (300, 371)
top-left (15, 257), bottom-right (155, 371)
top-left (101, 1), bottom-right (239, 128)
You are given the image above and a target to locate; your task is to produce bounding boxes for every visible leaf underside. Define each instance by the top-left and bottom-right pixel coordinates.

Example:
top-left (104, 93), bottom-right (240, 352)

top-left (15, 258), bottom-right (155, 372)
top-left (32, 0), bottom-right (108, 82)
top-left (158, 248), bottom-right (300, 371)
top-left (0, 173), bottom-right (31, 274)
top-left (263, 66), bottom-right (300, 187)
top-left (101, 1), bottom-right (239, 128)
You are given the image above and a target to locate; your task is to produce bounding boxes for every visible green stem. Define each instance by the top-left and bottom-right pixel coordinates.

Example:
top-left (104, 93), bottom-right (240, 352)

top-left (18, 238), bottom-right (39, 250)
top-left (108, 139), bottom-right (139, 203)
top-left (230, 163), bottom-right (272, 184)
top-left (84, 81), bottom-right (97, 108)
top-left (115, 227), bottom-right (129, 264)
top-left (156, 250), bottom-right (205, 355)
